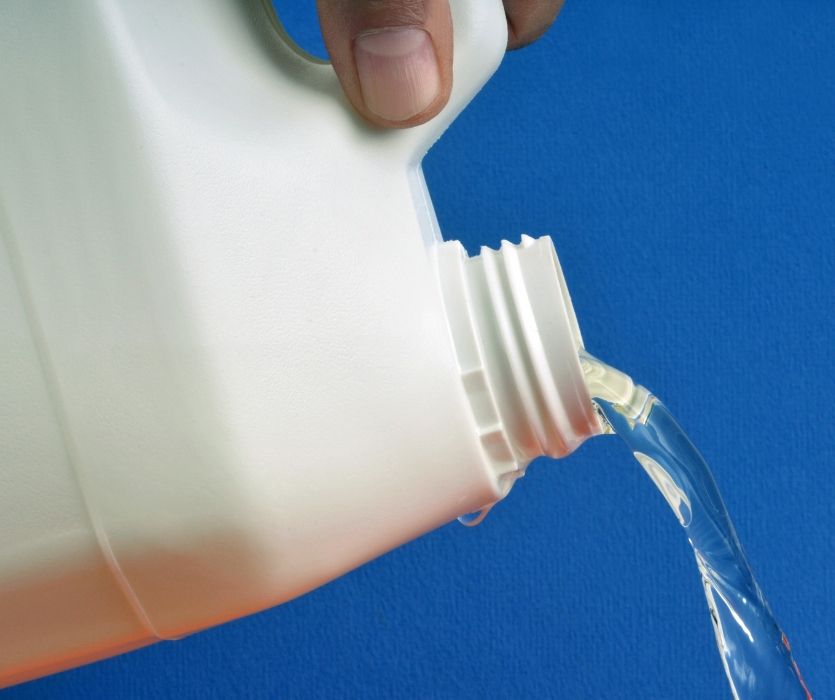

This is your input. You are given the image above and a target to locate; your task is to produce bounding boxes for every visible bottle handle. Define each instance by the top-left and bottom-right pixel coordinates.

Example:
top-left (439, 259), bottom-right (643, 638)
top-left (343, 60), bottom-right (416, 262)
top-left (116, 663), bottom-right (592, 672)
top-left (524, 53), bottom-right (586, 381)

top-left (412, 0), bottom-right (508, 153)
top-left (265, 0), bottom-right (508, 157)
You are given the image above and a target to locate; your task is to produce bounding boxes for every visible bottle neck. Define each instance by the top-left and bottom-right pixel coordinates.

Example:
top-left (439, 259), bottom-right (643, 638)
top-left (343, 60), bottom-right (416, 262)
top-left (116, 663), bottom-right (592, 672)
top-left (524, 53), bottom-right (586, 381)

top-left (437, 235), bottom-right (602, 490)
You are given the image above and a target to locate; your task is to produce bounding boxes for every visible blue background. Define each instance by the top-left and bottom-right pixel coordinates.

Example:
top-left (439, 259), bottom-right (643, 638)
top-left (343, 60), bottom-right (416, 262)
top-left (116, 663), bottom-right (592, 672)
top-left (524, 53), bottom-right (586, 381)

top-left (5, 2), bottom-right (834, 698)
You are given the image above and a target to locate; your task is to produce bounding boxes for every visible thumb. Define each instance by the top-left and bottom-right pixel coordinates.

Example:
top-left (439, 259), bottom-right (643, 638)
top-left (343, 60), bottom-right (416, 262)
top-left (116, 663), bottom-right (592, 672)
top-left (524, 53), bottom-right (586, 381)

top-left (316, 0), bottom-right (453, 128)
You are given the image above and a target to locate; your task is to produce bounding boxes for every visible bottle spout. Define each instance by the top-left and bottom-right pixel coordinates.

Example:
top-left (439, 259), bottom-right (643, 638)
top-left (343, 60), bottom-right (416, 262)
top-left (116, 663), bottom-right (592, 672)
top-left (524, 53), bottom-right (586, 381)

top-left (437, 235), bottom-right (604, 503)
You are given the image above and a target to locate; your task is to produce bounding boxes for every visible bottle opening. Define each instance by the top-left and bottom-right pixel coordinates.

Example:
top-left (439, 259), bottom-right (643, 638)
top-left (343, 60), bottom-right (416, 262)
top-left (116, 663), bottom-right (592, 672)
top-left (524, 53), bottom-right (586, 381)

top-left (436, 235), bottom-right (602, 517)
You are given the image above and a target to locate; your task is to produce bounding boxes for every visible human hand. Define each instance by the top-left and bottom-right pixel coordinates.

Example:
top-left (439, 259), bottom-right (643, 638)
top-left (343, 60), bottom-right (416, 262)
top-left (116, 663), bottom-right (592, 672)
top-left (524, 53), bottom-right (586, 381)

top-left (316, 0), bottom-right (564, 127)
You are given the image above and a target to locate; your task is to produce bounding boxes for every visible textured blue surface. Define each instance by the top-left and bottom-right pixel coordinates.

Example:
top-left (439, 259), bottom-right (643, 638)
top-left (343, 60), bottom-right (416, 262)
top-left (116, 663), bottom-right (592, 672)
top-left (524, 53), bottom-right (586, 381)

top-left (5, 2), bottom-right (834, 698)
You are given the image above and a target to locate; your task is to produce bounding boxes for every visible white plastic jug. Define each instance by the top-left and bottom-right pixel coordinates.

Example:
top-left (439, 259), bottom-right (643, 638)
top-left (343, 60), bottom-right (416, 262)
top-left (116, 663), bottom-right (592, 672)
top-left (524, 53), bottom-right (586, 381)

top-left (0, 0), bottom-right (601, 686)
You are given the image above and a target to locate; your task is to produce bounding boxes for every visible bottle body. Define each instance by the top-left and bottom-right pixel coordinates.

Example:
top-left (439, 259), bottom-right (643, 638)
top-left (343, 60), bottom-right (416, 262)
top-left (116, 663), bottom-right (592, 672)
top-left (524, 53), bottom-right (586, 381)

top-left (0, 0), bottom-right (515, 685)
top-left (0, 0), bottom-right (598, 687)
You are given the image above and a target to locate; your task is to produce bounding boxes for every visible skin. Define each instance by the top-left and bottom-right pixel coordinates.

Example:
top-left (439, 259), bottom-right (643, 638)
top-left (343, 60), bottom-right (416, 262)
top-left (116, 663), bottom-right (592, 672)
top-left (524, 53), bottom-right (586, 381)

top-left (316, 0), bottom-right (565, 128)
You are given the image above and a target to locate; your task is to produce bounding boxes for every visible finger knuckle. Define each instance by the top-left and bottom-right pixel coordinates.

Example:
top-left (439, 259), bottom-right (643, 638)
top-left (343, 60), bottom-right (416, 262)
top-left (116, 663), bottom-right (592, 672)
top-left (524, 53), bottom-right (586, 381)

top-left (359, 0), bottom-right (426, 27)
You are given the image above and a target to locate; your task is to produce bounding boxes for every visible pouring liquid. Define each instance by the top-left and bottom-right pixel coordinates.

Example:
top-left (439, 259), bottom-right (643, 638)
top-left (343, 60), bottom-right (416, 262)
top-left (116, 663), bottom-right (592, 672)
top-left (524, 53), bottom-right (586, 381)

top-left (581, 353), bottom-right (811, 699)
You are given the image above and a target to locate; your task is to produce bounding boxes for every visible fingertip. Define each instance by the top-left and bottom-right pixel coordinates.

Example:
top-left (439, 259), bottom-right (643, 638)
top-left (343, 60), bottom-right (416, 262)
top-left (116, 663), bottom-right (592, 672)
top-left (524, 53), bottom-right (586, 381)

top-left (353, 27), bottom-right (446, 127)
top-left (317, 0), bottom-right (453, 129)
top-left (504, 0), bottom-right (564, 51)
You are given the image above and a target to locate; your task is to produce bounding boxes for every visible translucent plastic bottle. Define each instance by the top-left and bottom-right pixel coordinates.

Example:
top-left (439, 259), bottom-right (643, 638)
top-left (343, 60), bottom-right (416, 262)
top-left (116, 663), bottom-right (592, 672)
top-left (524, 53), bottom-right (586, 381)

top-left (0, 0), bottom-right (602, 686)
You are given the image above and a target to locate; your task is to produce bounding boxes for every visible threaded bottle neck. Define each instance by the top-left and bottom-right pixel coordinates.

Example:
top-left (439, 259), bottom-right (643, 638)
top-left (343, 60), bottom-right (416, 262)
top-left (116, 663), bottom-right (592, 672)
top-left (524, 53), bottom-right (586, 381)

top-left (437, 236), bottom-right (602, 489)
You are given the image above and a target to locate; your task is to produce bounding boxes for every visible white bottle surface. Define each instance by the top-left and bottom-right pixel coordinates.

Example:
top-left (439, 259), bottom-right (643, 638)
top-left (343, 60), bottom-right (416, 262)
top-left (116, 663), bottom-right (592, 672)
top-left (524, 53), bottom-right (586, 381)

top-left (0, 0), bottom-right (599, 686)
